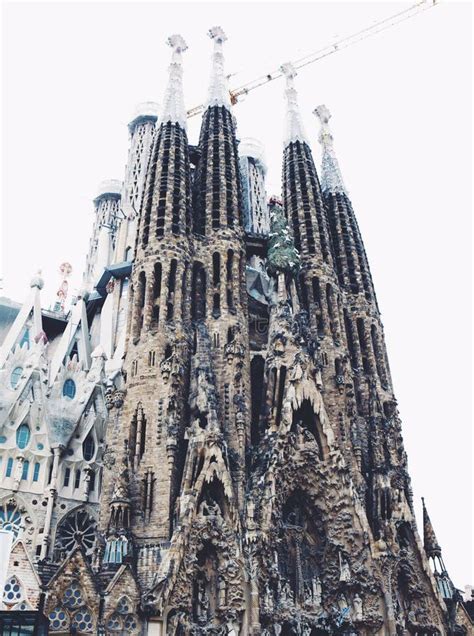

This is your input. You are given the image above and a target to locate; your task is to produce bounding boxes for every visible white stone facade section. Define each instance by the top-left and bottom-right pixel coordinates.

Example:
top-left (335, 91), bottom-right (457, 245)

top-left (239, 138), bottom-right (269, 236)
top-left (160, 34), bottom-right (188, 130)
top-left (83, 192), bottom-right (121, 292)
top-left (281, 62), bottom-right (309, 146)
top-left (206, 27), bottom-right (231, 109)
top-left (314, 104), bottom-right (348, 195)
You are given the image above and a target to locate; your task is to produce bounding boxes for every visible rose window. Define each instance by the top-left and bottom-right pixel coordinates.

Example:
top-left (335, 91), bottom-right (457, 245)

top-left (54, 510), bottom-right (96, 556)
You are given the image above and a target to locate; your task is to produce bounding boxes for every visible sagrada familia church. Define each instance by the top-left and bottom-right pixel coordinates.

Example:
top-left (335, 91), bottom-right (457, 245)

top-left (0, 27), bottom-right (472, 636)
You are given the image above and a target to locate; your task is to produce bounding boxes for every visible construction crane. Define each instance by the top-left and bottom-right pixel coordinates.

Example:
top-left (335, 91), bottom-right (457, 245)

top-left (186, 0), bottom-right (438, 118)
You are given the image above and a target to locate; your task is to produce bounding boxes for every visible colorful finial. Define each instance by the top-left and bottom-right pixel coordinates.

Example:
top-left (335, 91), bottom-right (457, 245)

top-left (206, 26), bottom-right (231, 109)
top-left (314, 104), bottom-right (347, 194)
top-left (160, 34), bottom-right (188, 129)
top-left (281, 62), bottom-right (308, 146)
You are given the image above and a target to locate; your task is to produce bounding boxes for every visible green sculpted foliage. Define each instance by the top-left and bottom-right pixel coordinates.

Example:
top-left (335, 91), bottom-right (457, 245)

top-left (267, 197), bottom-right (300, 276)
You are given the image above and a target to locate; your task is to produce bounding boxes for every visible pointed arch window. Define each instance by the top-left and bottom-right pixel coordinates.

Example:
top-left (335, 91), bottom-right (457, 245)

top-left (48, 607), bottom-right (70, 632)
top-left (63, 379), bottom-right (76, 399)
top-left (3, 576), bottom-right (24, 605)
top-left (82, 434), bottom-right (95, 462)
top-left (10, 367), bottom-right (23, 389)
top-left (71, 608), bottom-right (94, 632)
top-left (16, 424), bottom-right (30, 449)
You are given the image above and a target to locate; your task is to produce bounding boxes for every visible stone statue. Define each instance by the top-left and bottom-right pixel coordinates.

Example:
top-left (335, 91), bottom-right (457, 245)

top-left (218, 575), bottom-right (227, 607)
top-left (282, 579), bottom-right (294, 604)
top-left (312, 576), bottom-right (322, 608)
top-left (353, 593), bottom-right (363, 621)
top-left (339, 552), bottom-right (351, 582)
top-left (264, 583), bottom-right (274, 611)
top-left (197, 578), bottom-right (209, 620)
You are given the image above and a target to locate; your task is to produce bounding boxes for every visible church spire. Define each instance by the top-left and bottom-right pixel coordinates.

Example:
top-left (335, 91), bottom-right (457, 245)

top-left (193, 27), bottom-right (242, 234)
top-left (422, 497), bottom-right (456, 600)
top-left (281, 63), bottom-right (308, 146)
top-left (206, 26), bottom-right (231, 109)
top-left (422, 496), bottom-right (442, 558)
top-left (314, 104), bottom-right (347, 195)
top-left (160, 34), bottom-right (188, 129)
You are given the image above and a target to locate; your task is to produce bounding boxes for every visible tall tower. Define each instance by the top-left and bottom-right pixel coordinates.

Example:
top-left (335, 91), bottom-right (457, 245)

top-left (191, 26), bottom-right (250, 504)
top-left (99, 34), bottom-right (193, 585)
top-left (115, 102), bottom-right (160, 264)
top-left (83, 180), bottom-right (122, 291)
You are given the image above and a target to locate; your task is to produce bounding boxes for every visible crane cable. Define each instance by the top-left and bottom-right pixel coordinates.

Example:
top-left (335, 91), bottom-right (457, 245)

top-left (186, 0), bottom-right (439, 118)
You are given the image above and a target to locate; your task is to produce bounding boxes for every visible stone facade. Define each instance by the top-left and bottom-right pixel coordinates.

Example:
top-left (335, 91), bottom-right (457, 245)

top-left (0, 27), bottom-right (471, 636)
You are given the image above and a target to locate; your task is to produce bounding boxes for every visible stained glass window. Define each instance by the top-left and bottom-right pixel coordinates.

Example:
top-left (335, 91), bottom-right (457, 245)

top-left (82, 434), bottom-right (95, 461)
top-left (0, 502), bottom-right (22, 537)
top-left (62, 582), bottom-right (83, 609)
top-left (6, 458), bottom-right (14, 477)
top-left (54, 510), bottom-right (96, 557)
top-left (16, 424), bottom-right (30, 449)
top-left (33, 462), bottom-right (40, 482)
top-left (3, 576), bottom-right (24, 604)
top-left (116, 596), bottom-right (132, 614)
top-left (106, 612), bottom-right (121, 631)
top-left (10, 367), bottom-right (23, 388)
top-left (20, 329), bottom-right (30, 348)
top-left (71, 608), bottom-right (93, 633)
top-left (48, 606), bottom-right (69, 632)
top-left (21, 460), bottom-right (29, 480)
top-left (63, 378), bottom-right (76, 399)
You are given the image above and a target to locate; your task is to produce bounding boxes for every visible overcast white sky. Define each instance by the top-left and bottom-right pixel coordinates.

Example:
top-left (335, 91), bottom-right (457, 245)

top-left (1, 1), bottom-right (472, 585)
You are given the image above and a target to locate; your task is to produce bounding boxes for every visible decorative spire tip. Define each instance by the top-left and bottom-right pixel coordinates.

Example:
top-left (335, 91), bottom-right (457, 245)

top-left (167, 34), bottom-right (187, 54)
top-left (280, 62), bottom-right (297, 80)
top-left (160, 34), bottom-right (188, 129)
top-left (281, 61), bottom-right (307, 146)
top-left (208, 26), bottom-right (227, 43)
top-left (206, 26), bottom-right (230, 109)
top-left (314, 104), bottom-right (331, 124)
top-left (315, 104), bottom-right (347, 195)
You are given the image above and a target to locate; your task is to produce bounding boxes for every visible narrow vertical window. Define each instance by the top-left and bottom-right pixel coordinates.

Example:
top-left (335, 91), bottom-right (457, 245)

top-left (212, 253), bottom-right (221, 286)
top-left (152, 263), bottom-right (162, 326)
top-left (299, 274), bottom-right (309, 311)
top-left (89, 470), bottom-right (96, 492)
top-left (33, 462), bottom-right (40, 482)
top-left (21, 460), bottom-right (29, 480)
top-left (6, 458), bottom-right (14, 477)
top-left (166, 260), bottom-right (178, 321)
top-left (74, 469), bottom-right (81, 489)
top-left (191, 263), bottom-right (206, 321)
top-left (63, 468), bottom-right (70, 487)
top-left (356, 318), bottom-right (371, 374)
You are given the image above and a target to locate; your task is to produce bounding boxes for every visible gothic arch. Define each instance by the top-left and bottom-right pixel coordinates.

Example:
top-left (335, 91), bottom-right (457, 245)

top-left (290, 398), bottom-right (326, 459)
top-left (275, 491), bottom-right (326, 602)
